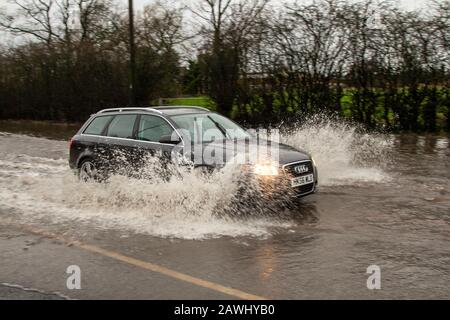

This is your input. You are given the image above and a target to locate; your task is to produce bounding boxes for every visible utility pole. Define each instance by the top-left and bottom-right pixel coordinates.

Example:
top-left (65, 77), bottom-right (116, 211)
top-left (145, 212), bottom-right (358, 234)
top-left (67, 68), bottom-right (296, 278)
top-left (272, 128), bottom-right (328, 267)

top-left (128, 0), bottom-right (136, 105)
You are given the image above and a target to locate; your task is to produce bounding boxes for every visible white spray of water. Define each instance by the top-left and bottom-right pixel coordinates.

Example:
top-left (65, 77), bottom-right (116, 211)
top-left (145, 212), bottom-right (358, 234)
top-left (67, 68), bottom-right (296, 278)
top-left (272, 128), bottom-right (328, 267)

top-left (281, 115), bottom-right (392, 186)
top-left (0, 148), bottom-right (291, 239)
top-left (0, 119), bottom-right (392, 239)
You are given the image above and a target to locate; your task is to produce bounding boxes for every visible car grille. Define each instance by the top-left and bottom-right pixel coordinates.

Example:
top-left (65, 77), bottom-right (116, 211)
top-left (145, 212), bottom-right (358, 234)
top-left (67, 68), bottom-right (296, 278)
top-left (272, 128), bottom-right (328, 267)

top-left (283, 160), bottom-right (315, 195)
top-left (283, 160), bottom-right (314, 177)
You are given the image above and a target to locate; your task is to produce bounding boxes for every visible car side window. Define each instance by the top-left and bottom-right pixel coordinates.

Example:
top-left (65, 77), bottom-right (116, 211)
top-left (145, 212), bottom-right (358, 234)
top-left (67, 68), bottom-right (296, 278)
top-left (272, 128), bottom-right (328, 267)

top-left (106, 114), bottom-right (137, 139)
top-left (137, 115), bottom-right (174, 142)
top-left (83, 115), bottom-right (113, 135)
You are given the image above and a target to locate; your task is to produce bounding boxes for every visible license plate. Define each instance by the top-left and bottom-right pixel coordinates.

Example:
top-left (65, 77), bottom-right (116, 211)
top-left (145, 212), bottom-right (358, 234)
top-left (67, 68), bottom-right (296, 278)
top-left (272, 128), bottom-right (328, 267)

top-left (291, 174), bottom-right (314, 187)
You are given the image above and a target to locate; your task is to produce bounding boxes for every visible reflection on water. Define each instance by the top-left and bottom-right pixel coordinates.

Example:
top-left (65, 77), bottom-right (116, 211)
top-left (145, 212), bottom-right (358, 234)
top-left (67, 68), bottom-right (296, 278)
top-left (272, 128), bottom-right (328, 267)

top-left (395, 133), bottom-right (450, 156)
top-left (0, 120), bottom-right (80, 141)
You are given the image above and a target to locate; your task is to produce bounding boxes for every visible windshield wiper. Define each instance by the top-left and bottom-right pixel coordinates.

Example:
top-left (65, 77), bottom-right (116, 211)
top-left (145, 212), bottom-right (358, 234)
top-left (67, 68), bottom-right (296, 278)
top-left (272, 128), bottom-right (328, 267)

top-left (207, 116), bottom-right (230, 139)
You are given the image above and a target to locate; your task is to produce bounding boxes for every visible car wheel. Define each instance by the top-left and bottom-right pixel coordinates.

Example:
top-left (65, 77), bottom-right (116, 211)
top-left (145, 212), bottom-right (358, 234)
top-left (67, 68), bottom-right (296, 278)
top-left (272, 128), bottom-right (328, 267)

top-left (78, 159), bottom-right (98, 182)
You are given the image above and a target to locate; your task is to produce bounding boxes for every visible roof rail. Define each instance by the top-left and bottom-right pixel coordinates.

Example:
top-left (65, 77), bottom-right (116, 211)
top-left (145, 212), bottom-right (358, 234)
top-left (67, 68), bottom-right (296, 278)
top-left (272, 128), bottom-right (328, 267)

top-left (97, 107), bottom-right (162, 114)
top-left (153, 106), bottom-right (210, 112)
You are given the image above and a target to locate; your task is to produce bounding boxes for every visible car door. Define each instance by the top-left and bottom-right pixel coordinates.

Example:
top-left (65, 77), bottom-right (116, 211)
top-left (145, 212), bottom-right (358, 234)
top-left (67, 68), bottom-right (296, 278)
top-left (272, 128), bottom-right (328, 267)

top-left (77, 114), bottom-right (115, 169)
top-left (133, 114), bottom-right (182, 177)
top-left (104, 113), bottom-right (139, 175)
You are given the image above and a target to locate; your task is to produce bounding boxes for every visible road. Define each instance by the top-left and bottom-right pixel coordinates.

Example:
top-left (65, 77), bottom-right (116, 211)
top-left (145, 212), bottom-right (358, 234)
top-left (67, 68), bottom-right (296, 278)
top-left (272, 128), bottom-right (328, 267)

top-left (1, 125), bottom-right (449, 299)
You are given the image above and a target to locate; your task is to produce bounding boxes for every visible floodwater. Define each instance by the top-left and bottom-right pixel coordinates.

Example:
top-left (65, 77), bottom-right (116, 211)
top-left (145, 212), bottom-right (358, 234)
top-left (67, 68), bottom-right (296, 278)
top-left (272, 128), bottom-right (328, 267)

top-left (0, 119), bottom-right (449, 299)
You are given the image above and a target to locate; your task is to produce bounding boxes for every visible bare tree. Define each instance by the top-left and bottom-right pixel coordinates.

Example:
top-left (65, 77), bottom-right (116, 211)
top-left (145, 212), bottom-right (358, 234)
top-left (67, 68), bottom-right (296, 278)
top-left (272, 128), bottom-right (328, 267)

top-left (138, 1), bottom-right (185, 53)
top-left (261, 0), bottom-right (350, 116)
top-left (190, 0), bottom-right (270, 115)
top-left (0, 0), bottom-right (59, 47)
top-left (0, 0), bottom-right (448, 132)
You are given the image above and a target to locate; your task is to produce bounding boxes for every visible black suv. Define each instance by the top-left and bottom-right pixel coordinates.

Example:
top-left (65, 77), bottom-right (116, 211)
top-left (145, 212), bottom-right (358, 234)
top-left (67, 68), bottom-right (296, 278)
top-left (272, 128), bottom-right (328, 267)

top-left (69, 106), bottom-right (318, 197)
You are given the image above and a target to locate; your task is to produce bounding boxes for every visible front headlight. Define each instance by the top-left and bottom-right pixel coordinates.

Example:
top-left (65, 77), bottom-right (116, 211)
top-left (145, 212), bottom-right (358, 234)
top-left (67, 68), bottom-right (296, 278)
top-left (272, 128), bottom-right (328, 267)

top-left (253, 163), bottom-right (279, 176)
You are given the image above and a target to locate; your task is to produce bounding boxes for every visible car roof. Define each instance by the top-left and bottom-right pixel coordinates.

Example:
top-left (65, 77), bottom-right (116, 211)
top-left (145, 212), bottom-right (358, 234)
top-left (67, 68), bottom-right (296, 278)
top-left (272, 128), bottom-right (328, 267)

top-left (95, 106), bottom-right (210, 116)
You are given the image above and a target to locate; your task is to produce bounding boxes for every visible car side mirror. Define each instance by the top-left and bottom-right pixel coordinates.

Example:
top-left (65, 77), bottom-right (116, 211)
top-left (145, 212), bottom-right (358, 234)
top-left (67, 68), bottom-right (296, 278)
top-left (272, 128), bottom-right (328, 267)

top-left (159, 134), bottom-right (181, 144)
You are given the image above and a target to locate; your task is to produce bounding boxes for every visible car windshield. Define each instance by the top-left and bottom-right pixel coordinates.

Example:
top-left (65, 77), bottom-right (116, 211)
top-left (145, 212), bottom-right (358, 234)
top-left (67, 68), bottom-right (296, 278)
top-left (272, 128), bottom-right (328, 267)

top-left (170, 113), bottom-right (250, 142)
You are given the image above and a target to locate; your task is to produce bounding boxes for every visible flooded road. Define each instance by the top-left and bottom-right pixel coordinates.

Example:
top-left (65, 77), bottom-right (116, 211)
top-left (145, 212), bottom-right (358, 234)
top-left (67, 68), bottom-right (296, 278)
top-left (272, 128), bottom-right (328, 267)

top-left (0, 120), bottom-right (449, 299)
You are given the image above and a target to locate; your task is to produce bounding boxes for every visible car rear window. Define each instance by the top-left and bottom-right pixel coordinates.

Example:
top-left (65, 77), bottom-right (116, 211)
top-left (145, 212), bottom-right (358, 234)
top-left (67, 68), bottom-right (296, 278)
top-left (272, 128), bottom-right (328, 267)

top-left (106, 114), bottom-right (137, 139)
top-left (83, 115), bottom-right (113, 135)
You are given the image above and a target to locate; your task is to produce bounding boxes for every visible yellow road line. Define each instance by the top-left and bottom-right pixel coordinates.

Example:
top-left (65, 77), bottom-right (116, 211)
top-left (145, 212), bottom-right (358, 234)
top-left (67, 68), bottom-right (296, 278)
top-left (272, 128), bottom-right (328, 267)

top-left (20, 226), bottom-right (267, 300)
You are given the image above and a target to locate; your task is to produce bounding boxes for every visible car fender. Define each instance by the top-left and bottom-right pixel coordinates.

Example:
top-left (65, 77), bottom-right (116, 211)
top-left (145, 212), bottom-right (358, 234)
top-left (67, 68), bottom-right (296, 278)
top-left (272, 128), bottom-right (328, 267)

top-left (76, 149), bottom-right (96, 168)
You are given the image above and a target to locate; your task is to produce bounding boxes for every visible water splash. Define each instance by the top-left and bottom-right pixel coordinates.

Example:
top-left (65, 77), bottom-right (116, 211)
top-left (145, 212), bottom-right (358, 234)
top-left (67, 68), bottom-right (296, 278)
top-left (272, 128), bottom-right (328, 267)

top-left (0, 117), bottom-right (392, 239)
top-left (281, 115), bottom-right (392, 186)
top-left (0, 150), bottom-right (291, 239)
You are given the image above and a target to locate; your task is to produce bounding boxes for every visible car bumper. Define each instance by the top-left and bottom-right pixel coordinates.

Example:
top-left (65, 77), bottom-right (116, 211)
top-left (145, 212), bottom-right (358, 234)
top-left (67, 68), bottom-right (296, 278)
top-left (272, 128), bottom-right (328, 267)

top-left (252, 160), bottom-right (318, 199)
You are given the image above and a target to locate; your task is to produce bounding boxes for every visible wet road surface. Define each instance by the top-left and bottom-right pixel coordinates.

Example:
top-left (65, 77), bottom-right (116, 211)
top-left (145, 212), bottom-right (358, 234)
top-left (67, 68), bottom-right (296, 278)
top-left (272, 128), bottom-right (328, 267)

top-left (0, 122), bottom-right (449, 299)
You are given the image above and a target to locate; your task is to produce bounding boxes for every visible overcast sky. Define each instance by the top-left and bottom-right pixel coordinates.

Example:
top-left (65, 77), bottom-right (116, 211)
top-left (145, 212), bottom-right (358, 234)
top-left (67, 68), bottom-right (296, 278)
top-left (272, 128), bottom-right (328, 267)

top-left (121, 0), bottom-right (429, 12)
top-left (0, 0), bottom-right (432, 15)
top-left (0, 0), bottom-right (433, 44)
